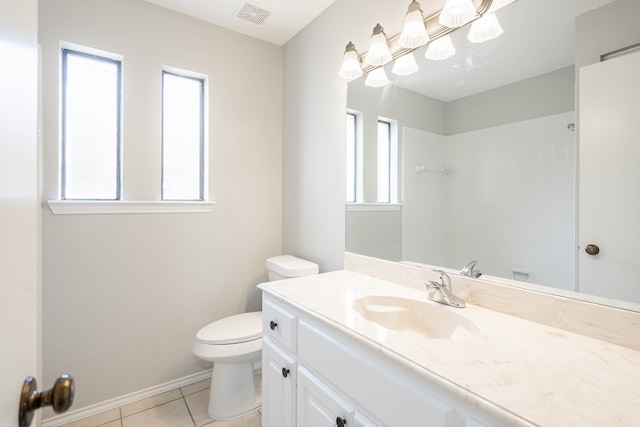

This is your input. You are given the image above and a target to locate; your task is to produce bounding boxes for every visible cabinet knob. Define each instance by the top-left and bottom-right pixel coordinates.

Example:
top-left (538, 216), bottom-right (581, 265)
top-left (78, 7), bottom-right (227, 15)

top-left (281, 367), bottom-right (290, 378)
top-left (585, 244), bottom-right (600, 255)
top-left (269, 320), bottom-right (278, 330)
top-left (336, 417), bottom-right (347, 427)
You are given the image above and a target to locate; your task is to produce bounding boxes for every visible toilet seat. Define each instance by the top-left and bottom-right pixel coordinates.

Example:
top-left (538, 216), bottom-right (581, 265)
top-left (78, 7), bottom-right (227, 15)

top-left (195, 311), bottom-right (262, 345)
top-left (193, 311), bottom-right (263, 363)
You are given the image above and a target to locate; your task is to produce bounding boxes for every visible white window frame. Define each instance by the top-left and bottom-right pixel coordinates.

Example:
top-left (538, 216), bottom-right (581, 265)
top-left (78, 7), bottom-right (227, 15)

top-left (376, 117), bottom-right (399, 204)
top-left (60, 46), bottom-right (122, 201)
top-left (346, 109), bottom-right (363, 203)
top-left (161, 68), bottom-right (207, 202)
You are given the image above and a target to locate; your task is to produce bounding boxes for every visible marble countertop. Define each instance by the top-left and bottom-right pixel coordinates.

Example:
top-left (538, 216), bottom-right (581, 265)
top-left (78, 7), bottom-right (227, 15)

top-left (259, 270), bottom-right (640, 426)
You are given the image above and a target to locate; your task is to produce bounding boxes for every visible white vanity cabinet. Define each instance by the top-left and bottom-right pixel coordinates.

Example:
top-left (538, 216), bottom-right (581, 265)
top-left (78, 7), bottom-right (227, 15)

top-left (262, 293), bottom-right (504, 427)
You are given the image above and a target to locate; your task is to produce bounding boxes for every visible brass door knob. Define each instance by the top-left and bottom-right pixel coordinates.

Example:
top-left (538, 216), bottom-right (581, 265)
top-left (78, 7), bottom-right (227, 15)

top-left (19, 374), bottom-right (75, 427)
top-left (585, 244), bottom-right (600, 256)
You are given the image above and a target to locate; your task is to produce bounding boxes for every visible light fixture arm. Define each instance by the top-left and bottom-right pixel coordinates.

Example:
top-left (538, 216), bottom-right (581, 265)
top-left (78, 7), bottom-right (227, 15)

top-left (357, 0), bottom-right (494, 76)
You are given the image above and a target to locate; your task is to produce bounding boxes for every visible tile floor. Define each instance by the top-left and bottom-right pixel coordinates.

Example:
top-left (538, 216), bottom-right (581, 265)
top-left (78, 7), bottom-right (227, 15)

top-left (57, 379), bottom-right (261, 427)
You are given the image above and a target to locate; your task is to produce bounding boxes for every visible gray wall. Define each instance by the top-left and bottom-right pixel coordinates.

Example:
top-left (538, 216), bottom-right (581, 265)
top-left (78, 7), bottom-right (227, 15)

top-left (445, 66), bottom-right (575, 135)
top-left (40, 0), bottom-right (282, 410)
top-left (576, 0), bottom-right (640, 69)
top-left (345, 209), bottom-right (402, 261)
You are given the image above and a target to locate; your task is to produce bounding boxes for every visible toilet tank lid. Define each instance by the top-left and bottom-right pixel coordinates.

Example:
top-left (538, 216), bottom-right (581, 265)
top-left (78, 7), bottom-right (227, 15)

top-left (196, 312), bottom-right (262, 345)
top-left (265, 255), bottom-right (319, 277)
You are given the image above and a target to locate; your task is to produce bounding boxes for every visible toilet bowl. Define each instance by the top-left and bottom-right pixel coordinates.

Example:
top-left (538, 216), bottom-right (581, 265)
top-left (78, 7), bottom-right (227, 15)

top-left (192, 255), bottom-right (318, 420)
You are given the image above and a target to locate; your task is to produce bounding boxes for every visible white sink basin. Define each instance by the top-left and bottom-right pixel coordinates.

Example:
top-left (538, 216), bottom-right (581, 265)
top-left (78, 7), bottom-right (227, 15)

top-left (352, 295), bottom-right (481, 340)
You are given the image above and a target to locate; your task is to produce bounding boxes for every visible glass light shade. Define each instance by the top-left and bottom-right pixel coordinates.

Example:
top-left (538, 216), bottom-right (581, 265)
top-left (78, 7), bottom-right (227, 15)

top-left (365, 24), bottom-right (392, 66)
top-left (398, 9), bottom-right (430, 49)
top-left (425, 35), bottom-right (456, 61)
top-left (365, 67), bottom-right (389, 88)
top-left (392, 53), bottom-right (419, 76)
top-left (339, 45), bottom-right (363, 80)
top-left (467, 13), bottom-right (504, 43)
top-left (439, 0), bottom-right (477, 28)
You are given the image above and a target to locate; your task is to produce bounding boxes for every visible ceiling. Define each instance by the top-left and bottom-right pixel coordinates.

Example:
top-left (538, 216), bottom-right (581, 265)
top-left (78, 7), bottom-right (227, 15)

top-left (142, 0), bottom-right (339, 46)
top-left (142, 0), bottom-right (617, 100)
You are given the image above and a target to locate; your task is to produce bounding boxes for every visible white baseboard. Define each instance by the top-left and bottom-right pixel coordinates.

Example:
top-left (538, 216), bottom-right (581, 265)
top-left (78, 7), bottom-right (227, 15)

top-left (41, 369), bottom-right (212, 427)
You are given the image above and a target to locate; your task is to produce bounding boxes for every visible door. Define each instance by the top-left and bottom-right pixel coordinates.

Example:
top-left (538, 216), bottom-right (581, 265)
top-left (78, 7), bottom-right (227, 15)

top-left (0, 0), bottom-right (40, 425)
top-left (579, 50), bottom-right (640, 303)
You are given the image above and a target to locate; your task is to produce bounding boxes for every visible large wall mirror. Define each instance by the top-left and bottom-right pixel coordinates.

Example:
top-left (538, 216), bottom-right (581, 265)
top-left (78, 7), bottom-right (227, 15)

top-left (346, 0), bottom-right (640, 309)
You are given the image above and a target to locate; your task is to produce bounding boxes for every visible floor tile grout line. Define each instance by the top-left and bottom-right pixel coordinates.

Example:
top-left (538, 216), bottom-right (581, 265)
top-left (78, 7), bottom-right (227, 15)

top-left (182, 396), bottom-right (198, 427)
top-left (119, 394), bottom-right (184, 419)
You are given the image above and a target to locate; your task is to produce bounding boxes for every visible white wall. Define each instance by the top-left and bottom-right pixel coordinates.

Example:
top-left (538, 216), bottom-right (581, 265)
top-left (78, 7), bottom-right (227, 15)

top-left (39, 0), bottom-right (282, 411)
top-left (446, 112), bottom-right (575, 288)
top-left (401, 129), bottom-right (448, 265)
top-left (401, 111), bottom-right (576, 291)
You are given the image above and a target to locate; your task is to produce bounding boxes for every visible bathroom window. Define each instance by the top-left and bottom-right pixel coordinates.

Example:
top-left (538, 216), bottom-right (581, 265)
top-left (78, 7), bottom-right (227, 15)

top-left (377, 118), bottom-right (398, 203)
top-left (346, 110), bottom-right (363, 203)
top-left (162, 70), bottom-right (206, 201)
top-left (60, 48), bottom-right (122, 200)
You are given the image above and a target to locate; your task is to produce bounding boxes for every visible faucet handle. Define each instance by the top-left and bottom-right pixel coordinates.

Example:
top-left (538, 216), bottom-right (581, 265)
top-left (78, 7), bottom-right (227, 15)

top-left (460, 260), bottom-right (482, 278)
top-left (433, 269), bottom-right (450, 285)
top-left (424, 280), bottom-right (443, 289)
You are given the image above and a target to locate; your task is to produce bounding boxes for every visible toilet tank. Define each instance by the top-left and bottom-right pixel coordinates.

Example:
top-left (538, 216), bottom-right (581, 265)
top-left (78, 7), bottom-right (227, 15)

top-left (265, 255), bottom-right (319, 281)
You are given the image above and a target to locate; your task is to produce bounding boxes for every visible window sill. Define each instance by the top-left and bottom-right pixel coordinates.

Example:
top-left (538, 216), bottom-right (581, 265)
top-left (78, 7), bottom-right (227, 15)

top-left (47, 200), bottom-right (215, 215)
top-left (346, 203), bottom-right (402, 212)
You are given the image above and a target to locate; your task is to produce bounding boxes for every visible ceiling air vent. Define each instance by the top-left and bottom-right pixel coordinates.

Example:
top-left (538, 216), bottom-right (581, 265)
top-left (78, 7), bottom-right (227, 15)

top-left (236, 3), bottom-right (271, 25)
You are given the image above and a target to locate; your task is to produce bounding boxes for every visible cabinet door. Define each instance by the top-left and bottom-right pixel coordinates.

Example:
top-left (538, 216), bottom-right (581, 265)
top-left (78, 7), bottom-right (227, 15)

top-left (262, 338), bottom-right (296, 427)
top-left (354, 411), bottom-right (379, 427)
top-left (297, 367), bottom-right (354, 427)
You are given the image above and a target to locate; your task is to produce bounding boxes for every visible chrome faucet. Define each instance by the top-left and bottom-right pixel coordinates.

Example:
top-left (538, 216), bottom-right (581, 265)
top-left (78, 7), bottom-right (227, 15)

top-left (460, 260), bottom-right (482, 278)
top-left (424, 270), bottom-right (465, 308)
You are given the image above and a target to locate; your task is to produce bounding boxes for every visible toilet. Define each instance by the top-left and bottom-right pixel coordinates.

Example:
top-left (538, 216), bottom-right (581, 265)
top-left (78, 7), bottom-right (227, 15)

top-left (192, 255), bottom-right (319, 420)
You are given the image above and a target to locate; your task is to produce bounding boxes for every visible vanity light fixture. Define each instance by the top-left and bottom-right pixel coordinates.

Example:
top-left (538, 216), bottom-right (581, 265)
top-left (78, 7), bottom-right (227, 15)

top-left (439, 0), bottom-right (477, 28)
top-left (364, 24), bottom-right (392, 66)
top-left (338, 42), bottom-right (363, 80)
top-left (398, 1), bottom-right (430, 49)
top-left (467, 12), bottom-right (503, 43)
top-left (365, 67), bottom-right (389, 87)
top-left (338, 0), bottom-right (502, 83)
top-left (392, 52), bottom-right (419, 76)
top-left (425, 35), bottom-right (456, 60)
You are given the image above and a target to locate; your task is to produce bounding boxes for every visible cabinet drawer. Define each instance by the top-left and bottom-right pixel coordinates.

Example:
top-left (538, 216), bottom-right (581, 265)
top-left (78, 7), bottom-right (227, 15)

top-left (263, 297), bottom-right (297, 352)
top-left (298, 320), bottom-right (456, 427)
